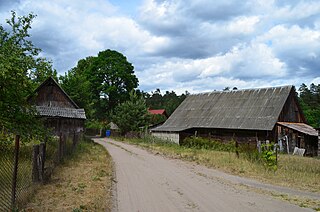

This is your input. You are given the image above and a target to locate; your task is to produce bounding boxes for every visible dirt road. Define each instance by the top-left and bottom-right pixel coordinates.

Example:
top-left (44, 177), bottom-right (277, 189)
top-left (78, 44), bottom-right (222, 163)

top-left (94, 138), bottom-right (314, 212)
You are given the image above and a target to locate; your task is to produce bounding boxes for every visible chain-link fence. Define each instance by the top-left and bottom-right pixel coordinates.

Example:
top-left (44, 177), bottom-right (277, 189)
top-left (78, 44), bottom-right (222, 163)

top-left (0, 132), bottom-right (82, 211)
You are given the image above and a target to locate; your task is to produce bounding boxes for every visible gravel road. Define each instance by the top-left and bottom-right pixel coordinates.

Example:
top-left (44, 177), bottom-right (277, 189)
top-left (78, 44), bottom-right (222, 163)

top-left (94, 138), bottom-right (315, 212)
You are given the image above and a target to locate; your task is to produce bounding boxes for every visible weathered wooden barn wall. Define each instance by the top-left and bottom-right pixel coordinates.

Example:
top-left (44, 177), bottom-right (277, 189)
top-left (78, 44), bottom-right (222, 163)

top-left (277, 90), bottom-right (305, 123)
top-left (275, 123), bottom-right (318, 156)
top-left (31, 77), bottom-right (86, 136)
top-left (178, 128), bottom-right (270, 144)
top-left (42, 118), bottom-right (85, 134)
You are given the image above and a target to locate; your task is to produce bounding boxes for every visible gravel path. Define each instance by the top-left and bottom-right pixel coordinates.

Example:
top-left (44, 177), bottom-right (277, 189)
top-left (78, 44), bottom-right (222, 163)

top-left (94, 138), bottom-right (316, 212)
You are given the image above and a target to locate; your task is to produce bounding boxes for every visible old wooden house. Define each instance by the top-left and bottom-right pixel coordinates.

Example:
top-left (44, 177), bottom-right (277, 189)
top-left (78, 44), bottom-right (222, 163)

top-left (151, 85), bottom-right (318, 156)
top-left (30, 77), bottom-right (86, 135)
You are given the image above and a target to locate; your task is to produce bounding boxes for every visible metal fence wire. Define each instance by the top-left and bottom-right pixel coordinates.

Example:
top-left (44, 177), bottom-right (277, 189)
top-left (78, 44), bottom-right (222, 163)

top-left (0, 132), bottom-right (82, 211)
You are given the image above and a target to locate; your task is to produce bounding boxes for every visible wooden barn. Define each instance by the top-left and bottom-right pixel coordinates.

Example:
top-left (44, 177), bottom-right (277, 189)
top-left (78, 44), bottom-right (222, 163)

top-left (29, 77), bottom-right (86, 135)
top-left (151, 85), bottom-right (319, 156)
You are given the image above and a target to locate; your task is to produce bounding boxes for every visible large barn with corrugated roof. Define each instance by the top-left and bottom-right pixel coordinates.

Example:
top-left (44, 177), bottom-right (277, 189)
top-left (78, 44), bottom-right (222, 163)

top-left (151, 85), bottom-right (319, 156)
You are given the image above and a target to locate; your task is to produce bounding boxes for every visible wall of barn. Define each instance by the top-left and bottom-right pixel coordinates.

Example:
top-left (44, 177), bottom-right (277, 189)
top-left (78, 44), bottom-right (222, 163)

top-left (151, 132), bottom-right (180, 144)
top-left (34, 83), bottom-right (75, 108)
top-left (278, 90), bottom-right (305, 123)
top-left (275, 125), bottom-right (318, 156)
top-left (180, 128), bottom-right (271, 145)
top-left (43, 118), bottom-right (85, 136)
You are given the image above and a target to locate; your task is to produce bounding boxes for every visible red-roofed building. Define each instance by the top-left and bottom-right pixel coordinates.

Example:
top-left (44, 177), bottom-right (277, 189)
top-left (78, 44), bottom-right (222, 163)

top-left (148, 109), bottom-right (168, 118)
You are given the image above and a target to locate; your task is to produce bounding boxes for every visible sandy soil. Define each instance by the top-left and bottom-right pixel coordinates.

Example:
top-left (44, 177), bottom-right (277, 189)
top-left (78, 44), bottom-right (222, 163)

top-left (94, 138), bottom-right (316, 212)
top-left (24, 142), bottom-right (113, 211)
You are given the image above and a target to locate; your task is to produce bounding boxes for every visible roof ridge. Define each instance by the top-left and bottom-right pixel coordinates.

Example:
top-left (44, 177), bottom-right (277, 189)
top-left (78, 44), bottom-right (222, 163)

top-left (33, 76), bottom-right (80, 109)
top-left (191, 85), bottom-right (293, 96)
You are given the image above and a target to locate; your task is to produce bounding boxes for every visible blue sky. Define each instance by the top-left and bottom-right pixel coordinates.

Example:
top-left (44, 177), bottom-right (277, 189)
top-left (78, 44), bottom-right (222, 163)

top-left (0, 0), bottom-right (320, 94)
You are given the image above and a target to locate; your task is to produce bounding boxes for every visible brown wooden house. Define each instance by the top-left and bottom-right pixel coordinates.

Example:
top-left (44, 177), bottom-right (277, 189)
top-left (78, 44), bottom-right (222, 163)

top-left (151, 85), bottom-right (318, 156)
top-left (29, 77), bottom-right (86, 135)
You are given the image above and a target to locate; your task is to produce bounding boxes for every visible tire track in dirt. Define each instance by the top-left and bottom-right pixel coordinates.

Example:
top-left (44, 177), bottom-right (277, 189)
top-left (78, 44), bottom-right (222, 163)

top-left (94, 138), bottom-right (314, 212)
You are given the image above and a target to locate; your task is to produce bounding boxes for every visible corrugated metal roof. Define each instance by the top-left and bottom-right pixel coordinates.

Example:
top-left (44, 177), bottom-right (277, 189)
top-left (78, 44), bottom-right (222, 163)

top-left (277, 122), bottom-right (318, 136)
top-left (152, 86), bottom-right (293, 132)
top-left (36, 106), bottom-right (86, 119)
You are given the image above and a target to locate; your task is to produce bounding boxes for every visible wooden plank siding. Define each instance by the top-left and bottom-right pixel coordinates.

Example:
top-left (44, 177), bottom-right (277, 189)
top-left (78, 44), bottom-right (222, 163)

top-left (30, 77), bottom-right (86, 136)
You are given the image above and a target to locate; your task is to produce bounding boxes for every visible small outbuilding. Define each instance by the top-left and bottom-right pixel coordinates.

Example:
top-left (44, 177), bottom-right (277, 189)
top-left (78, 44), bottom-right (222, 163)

top-left (148, 109), bottom-right (168, 118)
top-left (30, 77), bottom-right (86, 135)
top-left (152, 85), bottom-right (318, 156)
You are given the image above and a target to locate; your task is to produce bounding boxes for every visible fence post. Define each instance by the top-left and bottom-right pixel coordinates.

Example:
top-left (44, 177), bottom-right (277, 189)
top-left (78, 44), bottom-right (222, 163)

top-left (318, 129), bottom-right (320, 156)
top-left (235, 140), bottom-right (239, 158)
top-left (32, 145), bottom-right (40, 182)
top-left (59, 133), bottom-right (63, 162)
top-left (11, 135), bottom-right (20, 209)
top-left (39, 142), bottom-right (46, 182)
top-left (72, 131), bottom-right (77, 152)
top-left (63, 133), bottom-right (67, 156)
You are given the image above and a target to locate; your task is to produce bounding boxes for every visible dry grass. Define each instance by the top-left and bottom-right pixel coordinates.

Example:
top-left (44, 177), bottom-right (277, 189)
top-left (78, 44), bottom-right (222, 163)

top-left (124, 138), bottom-right (320, 193)
top-left (24, 139), bottom-right (113, 212)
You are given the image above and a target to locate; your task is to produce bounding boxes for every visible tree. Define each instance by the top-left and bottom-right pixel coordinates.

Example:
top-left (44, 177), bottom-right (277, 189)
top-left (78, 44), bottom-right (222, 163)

top-left (145, 89), bottom-right (187, 116)
top-left (298, 83), bottom-right (320, 128)
top-left (0, 11), bottom-right (55, 136)
top-left (111, 91), bottom-right (150, 135)
top-left (59, 59), bottom-right (92, 115)
top-left (60, 50), bottom-right (139, 121)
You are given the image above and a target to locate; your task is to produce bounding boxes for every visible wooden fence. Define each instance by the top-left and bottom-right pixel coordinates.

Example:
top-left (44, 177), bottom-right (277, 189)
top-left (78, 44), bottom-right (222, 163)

top-left (0, 132), bottom-right (82, 211)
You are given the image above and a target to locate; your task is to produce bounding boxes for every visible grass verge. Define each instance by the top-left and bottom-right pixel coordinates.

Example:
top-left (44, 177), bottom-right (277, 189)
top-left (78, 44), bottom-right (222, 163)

top-left (119, 136), bottom-right (320, 193)
top-left (24, 138), bottom-right (113, 211)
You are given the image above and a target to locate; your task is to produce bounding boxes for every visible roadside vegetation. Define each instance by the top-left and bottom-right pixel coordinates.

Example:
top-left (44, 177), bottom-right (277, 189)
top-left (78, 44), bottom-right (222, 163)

top-left (119, 135), bottom-right (320, 193)
top-left (24, 138), bottom-right (113, 211)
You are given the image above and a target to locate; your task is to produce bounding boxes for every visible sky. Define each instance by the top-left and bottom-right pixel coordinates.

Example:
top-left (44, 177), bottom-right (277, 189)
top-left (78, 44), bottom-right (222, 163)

top-left (0, 0), bottom-right (320, 94)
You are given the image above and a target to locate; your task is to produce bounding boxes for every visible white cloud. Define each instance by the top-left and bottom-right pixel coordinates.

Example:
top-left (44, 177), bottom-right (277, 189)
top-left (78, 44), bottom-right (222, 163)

top-left (1, 0), bottom-right (319, 93)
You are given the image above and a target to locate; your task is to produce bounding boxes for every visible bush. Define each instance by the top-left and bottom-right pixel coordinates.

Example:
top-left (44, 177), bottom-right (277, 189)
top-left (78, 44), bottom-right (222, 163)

top-left (260, 143), bottom-right (278, 171)
top-left (182, 136), bottom-right (236, 152)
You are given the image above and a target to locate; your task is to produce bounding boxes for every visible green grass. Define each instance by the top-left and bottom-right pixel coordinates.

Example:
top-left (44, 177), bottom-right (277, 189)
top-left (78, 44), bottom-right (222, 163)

top-left (24, 137), bottom-right (114, 211)
top-left (120, 136), bottom-right (320, 193)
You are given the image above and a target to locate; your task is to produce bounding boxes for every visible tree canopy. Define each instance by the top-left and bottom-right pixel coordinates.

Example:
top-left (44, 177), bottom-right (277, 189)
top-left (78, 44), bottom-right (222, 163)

top-left (0, 11), bottom-right (57, 136)
top-left (144, 89), bottom-right (188, 116)
top-left (298, 83), bottom-right (320, 128)
top-left (111, 91), bottom-right (149, 134)
top-left (60, 49), bottom-right (139, 122)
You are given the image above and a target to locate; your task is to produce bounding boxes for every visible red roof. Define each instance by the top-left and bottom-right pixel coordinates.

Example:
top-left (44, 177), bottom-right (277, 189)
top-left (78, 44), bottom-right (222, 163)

top-left (148, 109), bottom-right (168, 117)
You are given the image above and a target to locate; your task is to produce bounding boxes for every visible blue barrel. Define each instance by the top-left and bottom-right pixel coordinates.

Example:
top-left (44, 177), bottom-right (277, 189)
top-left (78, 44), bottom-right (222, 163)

top-left (106, 130), bottom-right (111, 137)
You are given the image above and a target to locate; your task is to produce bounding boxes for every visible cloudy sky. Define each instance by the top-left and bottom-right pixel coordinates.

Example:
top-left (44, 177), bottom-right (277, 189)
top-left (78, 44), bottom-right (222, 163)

top-left (1, 0), bottom-right (320, 94)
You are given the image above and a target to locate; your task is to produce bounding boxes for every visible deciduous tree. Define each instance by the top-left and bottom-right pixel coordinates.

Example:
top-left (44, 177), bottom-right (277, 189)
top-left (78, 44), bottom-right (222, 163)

top-left (0, 11), bottom-right (55, 136)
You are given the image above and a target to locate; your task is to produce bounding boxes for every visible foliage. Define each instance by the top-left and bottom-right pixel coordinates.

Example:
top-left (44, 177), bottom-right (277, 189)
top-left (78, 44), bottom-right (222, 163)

top-left (298, 83), bottom-right (320, 128)
top-left (60, 50), bottom-right (139, 121)
top-left (111, 91), bottom-right (150, 134)
top-left (144, 89), bottom-right (188, 116)
top-left (59, 62), bottom-right (92, 115)
top-left (85, 120), bottom-right (110, 130)
top-left (149, 114), bottom-right (167, 125)
top-left (260, 143), bottom-right (278, 171)
top-left (0, 11), bottom-right (56, 137)
top-left (181, 136), bottom-right (278, 171)
top-left (182, 136), bottom-right (236, 152)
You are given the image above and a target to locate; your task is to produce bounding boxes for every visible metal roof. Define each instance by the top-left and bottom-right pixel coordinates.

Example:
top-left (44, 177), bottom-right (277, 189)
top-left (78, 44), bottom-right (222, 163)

top-left (277, 122), bottom-right (318, 136)
top-left (148, 109), bottom-right (168, 117)
top-left (152, 86), bottom-right (293, 132)
top-left (36, 106), bottom-right (86, 119)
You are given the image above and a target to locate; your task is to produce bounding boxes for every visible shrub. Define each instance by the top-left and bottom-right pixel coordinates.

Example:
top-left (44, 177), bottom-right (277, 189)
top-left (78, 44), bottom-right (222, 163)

top-left (182, 136), bottom-right (236, 152)
top-left (260, 143), bottom-right (278, 171)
